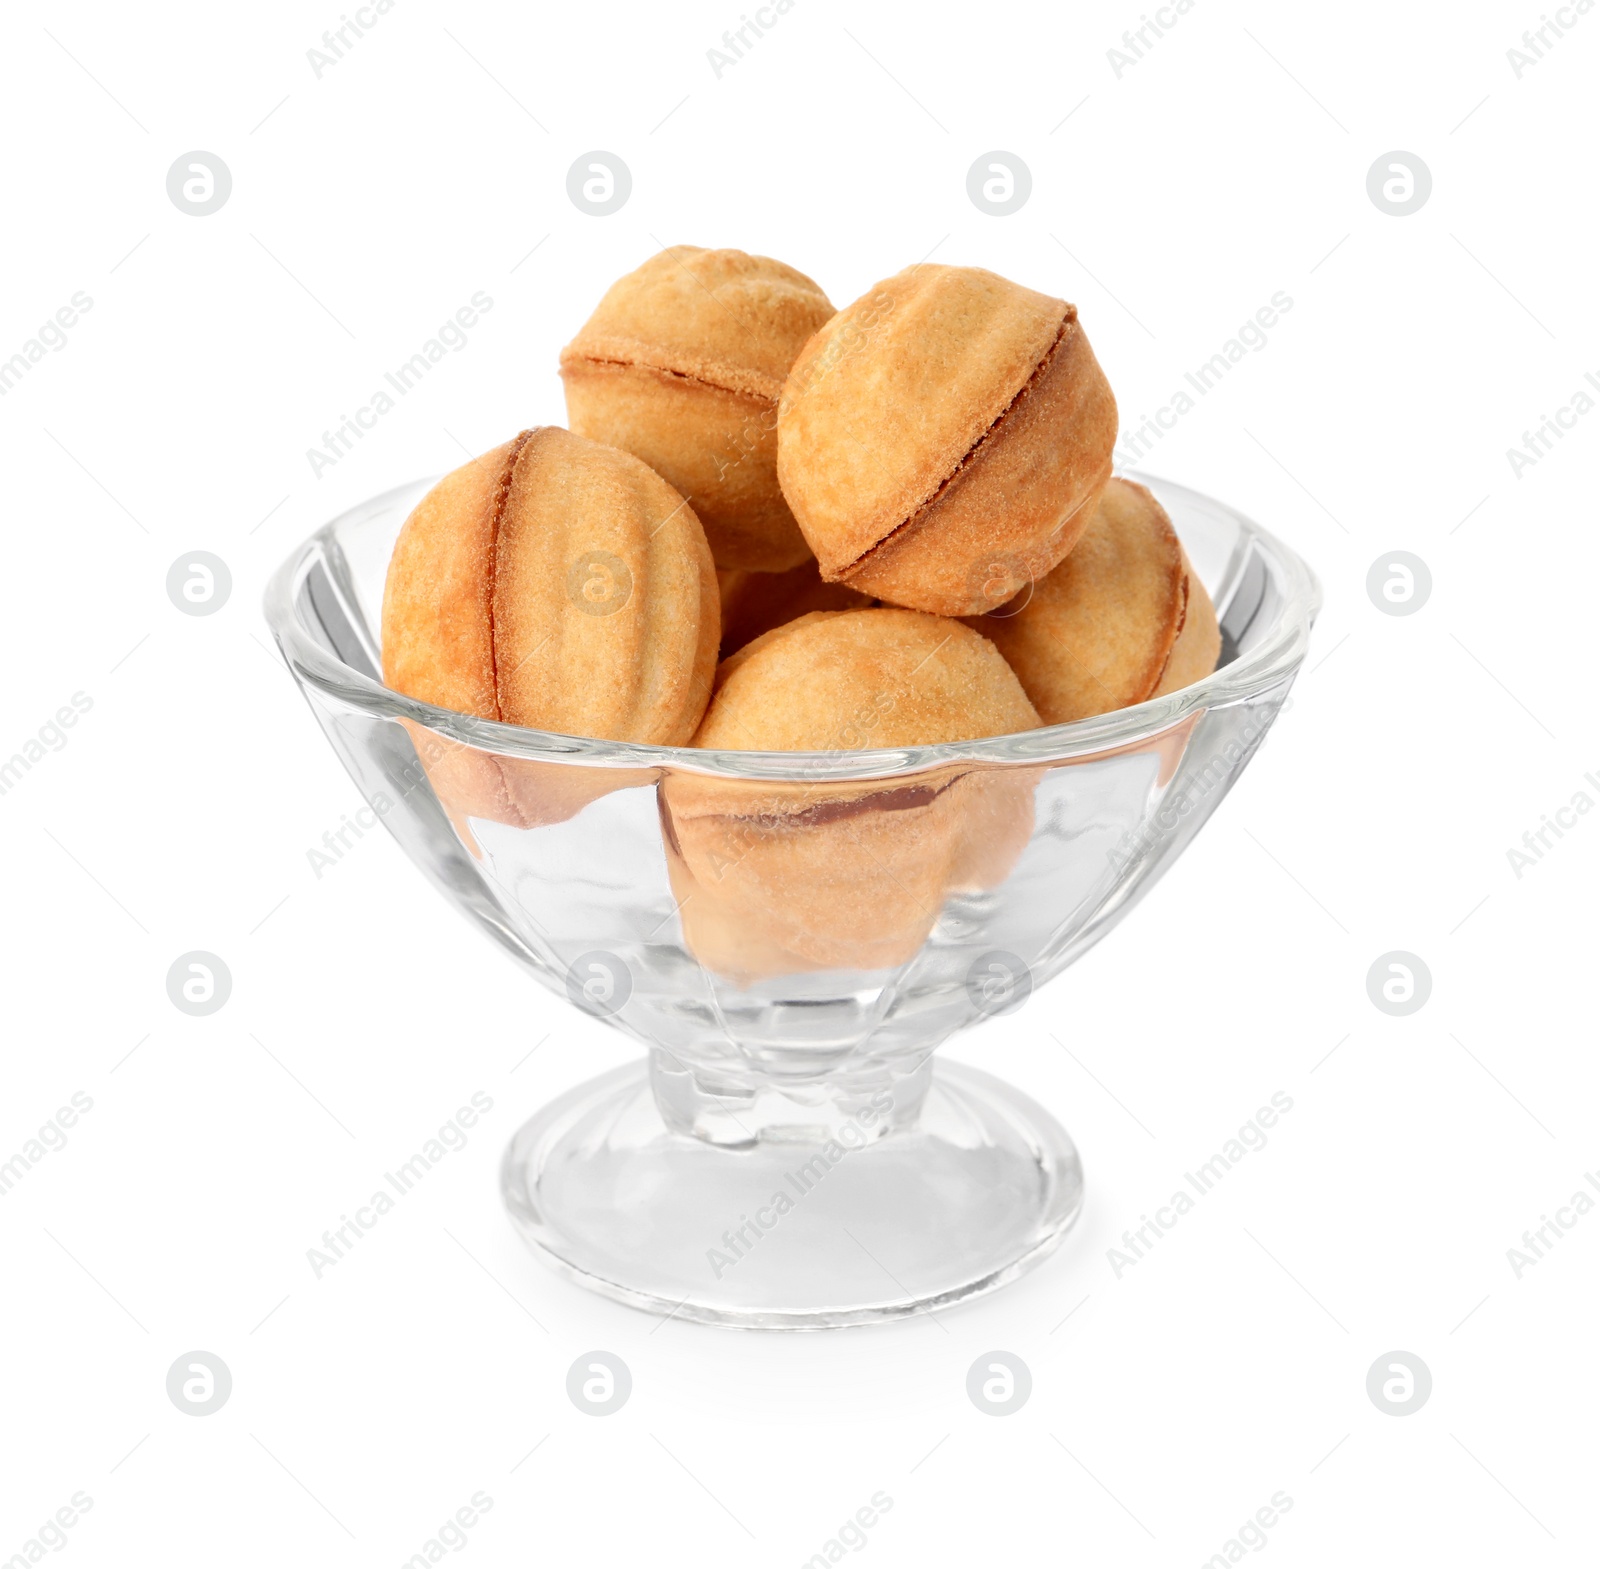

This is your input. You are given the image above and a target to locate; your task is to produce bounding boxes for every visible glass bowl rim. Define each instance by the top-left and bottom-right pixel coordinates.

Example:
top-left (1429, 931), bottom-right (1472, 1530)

top-left (263, 468), bottom-right (1322, 782)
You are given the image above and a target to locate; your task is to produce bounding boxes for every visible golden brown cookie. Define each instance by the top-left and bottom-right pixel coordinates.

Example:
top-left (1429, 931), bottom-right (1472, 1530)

top-left (692, 606), bottom-right (1039, 751)
top-left (716, 561), bottom-right (874, 657)
top-left (776, 264), bottom-right (1117, 616)
top-left (661, 609), bottom-right (1041, 978)
top-left (664, 766), bottom-right (1025, 977)
top-left (381, 427), bottom-right (717, 832)
top-left (944, 763), bottom-right (1042, 894)
top-left (1152, 545), bottom-right (1223, 698)
top-left (967, 477), bottom-right (1218, 724)
top-left (384, 427), bottom-right (717, 741)
top-left (560, 246), bottom-right (834, 573)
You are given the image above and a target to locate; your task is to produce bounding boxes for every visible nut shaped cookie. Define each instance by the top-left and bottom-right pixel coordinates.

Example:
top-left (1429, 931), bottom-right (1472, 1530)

top-left (664, 766), bottom-right (1023, 977)
top-left (383, 426), bottom-right (717, 742)
top-left (381, 427), bottom-right (717, 832)
top-left (692, 607), bottom-right (1039, 752)
top-left (561, 246), bottom-right (834, 573)
top-left (944, 764), bottom-right (1042, 894)
top-left (1152, 545), bottom-right (1222, 698)
top-left (716, 560), bottom-right (874, 657)
top-left (969, 477), bottom-right (1218, 724)
top-left (777, 264), bottom-right (1118, 615)
top-left (661, 609), bottom-right (1041, 978)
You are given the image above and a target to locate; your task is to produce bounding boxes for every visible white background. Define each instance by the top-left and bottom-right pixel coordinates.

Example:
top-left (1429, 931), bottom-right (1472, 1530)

top-left (2, 0), bottom-right (1596, 1563)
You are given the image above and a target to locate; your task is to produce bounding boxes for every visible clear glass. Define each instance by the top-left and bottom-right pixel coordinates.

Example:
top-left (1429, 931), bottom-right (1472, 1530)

top-left (265, 471), bottom-right (1319, 1328)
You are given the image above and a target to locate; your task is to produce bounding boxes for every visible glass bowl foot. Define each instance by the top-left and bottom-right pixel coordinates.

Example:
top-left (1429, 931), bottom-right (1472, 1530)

top-left (501, 1059), bottom-right (1084, 1329)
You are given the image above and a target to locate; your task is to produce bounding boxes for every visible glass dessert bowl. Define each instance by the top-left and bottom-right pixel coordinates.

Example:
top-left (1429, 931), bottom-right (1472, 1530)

top-left (265, 472), bottom-right (1318, 1329)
